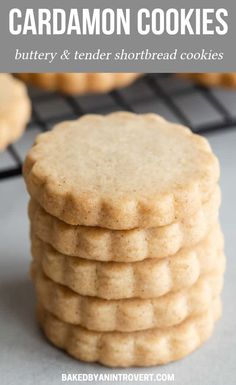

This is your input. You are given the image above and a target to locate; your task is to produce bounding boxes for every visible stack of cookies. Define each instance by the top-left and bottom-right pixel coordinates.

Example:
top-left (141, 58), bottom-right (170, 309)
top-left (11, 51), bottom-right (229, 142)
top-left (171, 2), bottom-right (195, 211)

top-left (24, 112), bottom-right (225, 367)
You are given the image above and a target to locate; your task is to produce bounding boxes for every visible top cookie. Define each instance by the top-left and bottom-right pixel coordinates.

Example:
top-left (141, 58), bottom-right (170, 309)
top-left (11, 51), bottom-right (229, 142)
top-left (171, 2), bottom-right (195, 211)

top-left (0, 74), bottom-right (31, 150)
top-left (17, 73), bottom-right (140, 95)
top-left (23, 112), bottom-right (219, 229)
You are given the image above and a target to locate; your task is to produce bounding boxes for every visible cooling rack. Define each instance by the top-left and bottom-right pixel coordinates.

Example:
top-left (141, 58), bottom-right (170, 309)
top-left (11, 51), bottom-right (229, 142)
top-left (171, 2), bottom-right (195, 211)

top-left (1, 73), bottom-right (236, 180)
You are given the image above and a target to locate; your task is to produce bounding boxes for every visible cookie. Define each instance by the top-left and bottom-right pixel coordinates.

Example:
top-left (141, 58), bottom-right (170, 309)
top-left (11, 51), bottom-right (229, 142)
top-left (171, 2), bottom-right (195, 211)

top-left (32, 257), bottom-right (224, 332)
top-left (0, 74), bottom-right (31, 151)
top-left (29, 185), bottom-right (220, 262)
top-left (31, 223), bottom-right (224, 300)
top-left (23, 112), bottom-right (219, 230)
top-left (16, 73), bottom-right (140, 95)
top-left (37, 299), bottom-right (221, 367)
top-left (179, 73), bottom-right (236, 88)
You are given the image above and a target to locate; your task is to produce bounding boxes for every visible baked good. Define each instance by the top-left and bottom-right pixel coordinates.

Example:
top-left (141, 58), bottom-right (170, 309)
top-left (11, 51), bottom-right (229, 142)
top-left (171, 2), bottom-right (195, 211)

top-left (37, 299), bottom-right (221, 367)
top-left (17, 73), bottom-right (140, 94)
top-left (29, 185), bottom-right (220, 262)
top-left (179, 73), bottom-right (236, 88)
top-left (31, 224), bottom-right (223, 299)
top-left (33, 262), bottom-right (224, 332)
top-left (0, 74), bottom-right (31, 150)
top-left (23, 112), bottom-right (219, 230)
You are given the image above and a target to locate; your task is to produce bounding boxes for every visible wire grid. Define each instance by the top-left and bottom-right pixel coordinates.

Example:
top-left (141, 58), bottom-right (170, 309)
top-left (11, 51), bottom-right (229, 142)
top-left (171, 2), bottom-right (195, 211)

top-left (1, 73), bottom-right (236, 181)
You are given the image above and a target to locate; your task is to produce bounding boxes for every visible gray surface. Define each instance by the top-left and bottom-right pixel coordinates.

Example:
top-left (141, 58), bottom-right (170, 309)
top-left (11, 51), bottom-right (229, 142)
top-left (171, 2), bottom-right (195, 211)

top-left (0, 128), bottom-right (236, 385)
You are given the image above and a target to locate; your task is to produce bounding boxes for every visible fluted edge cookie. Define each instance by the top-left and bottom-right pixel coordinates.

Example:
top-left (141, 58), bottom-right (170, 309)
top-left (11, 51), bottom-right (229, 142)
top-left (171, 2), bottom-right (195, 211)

top-left (179, 73), bottom-right (236, 88)
top-left (29, 185), bottom-right (220, 262)
top-left (16, 73), bottom-right (140, 95)
top-left (32, 260), bottom-right (224, 332)
top-left (24, 112), bottom-right (219, 229)
top-left (0, 74), bottom-right (31, 150)
top-left (37, 299), bottom-right (221, 367)
top-left (31, 223), bottom-right (224, 299)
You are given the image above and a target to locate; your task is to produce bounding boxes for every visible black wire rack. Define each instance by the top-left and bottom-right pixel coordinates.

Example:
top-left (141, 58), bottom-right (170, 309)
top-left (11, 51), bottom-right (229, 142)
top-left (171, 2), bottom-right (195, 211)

top-left (1, 73), bottom-right (236, 181)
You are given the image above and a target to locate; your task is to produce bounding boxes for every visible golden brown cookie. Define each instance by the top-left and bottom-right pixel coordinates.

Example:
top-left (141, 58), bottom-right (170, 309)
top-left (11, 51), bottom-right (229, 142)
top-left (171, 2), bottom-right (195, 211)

top-left (29, 185), bottom-right (220, 262)
top-left (16, 73), bottom-right (140, 95)
top-left (37, 299), bottom-right (221, 367)
top-left (32, 260), bottom-right (224, 332)
top-left (23, 112), bottom-right (219, 230)
top-left (31, 223), bottom-right (224, 299)
top-left (0, 74), bottom-right (31, 150)
top-left (179, 73), bottom-right (236, 88)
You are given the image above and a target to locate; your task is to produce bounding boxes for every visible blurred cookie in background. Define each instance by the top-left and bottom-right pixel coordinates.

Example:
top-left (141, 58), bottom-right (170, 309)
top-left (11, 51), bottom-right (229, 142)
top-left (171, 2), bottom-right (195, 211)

top-left (179, 73), bottom-right (236, 88)
top-left (0, 74), bottom-right (31, 151)
top-left (16, 73), bottom-right (141, 95)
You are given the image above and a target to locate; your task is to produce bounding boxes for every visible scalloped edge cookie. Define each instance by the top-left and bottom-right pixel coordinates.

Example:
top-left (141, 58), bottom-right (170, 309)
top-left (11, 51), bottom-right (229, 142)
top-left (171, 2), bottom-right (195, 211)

top-left (24, 112), bottom-right (220, 229)
top-left (29, 186), bottom-right (220, 262)
top-left (16, 73), bottom-right (141, 95)
top-left (32, 259), bottom-right (224, 332)
top-left (179, 73), bottom-right (236, 88)
top-left (31, 223), bottom-right (224, 300)
top-left (0, 74), bottom-right (31, 151)
top-left (23, 112), bottom-right (219, 230)
top-left (37, 299), bottom-right (221, 367)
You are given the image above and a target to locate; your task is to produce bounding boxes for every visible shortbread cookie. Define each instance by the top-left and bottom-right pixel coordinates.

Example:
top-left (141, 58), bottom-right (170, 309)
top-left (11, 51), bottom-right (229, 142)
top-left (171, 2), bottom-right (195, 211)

top-left (29, 185), bottom-right (220, 262)
top-left (31, 224), bottom-right (224, 300)
top-left (37, 299), bottom-right (221, 367)
top-left (32, 259), bottom-right (224, 332)
top-left (24, 112), bottom-right (219, 230)
top-left (16, 73), bottom-right (140, 95)
top-left (179, 73), bottom-right (236, 88)
top-left (0, 74), bottom-right (31, 150)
